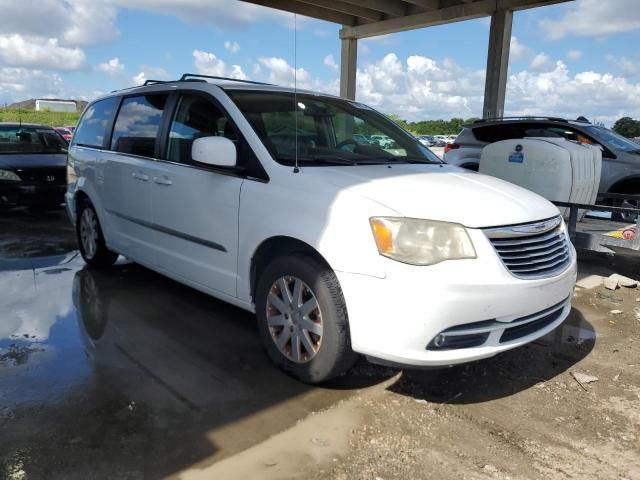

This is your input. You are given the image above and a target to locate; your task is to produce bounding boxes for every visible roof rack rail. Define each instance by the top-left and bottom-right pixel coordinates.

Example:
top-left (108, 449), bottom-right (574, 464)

top-left (474, 116), bottom-right (569, 124)
top-left (179, 73), bottom-right (273, 86)
top-left (143, 79), bottom-right (171, 86)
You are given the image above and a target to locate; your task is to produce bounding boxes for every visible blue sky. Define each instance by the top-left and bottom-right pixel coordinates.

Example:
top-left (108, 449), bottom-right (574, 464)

top-left (1, 0), bottom-right (639, 123)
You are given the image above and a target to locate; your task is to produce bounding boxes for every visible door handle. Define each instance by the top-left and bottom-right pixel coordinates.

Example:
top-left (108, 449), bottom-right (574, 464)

top-left (153, 176), bottom-right (172, 186)
top-left (132, 172), bottom-right (149, 182)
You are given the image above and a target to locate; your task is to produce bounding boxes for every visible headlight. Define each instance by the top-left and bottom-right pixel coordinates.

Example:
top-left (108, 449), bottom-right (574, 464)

top-left (370, 217), bottom-right (476, 266)
top-left (0, 169), bottom-right (21, 182)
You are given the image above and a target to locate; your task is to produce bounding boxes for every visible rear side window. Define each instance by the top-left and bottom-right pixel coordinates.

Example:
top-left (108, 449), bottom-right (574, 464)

top-left (73, 97), bottom-right (119, 148)
top-left (111, 94), bottom-right (168, 158)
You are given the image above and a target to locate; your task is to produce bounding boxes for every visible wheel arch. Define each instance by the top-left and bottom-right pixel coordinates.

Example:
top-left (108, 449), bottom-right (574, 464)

top-left (249, 236), bottom-right (331, 303)
top-left (608, 176), bottom-right (640, 194)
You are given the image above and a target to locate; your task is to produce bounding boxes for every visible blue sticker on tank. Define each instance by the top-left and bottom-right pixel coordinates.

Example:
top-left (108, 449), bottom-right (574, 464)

top-left (508, 152), bottom-right (524, 163)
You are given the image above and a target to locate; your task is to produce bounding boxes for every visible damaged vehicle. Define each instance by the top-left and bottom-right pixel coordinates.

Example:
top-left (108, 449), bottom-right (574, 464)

top-left (66, 75), bottom-right (577, 383)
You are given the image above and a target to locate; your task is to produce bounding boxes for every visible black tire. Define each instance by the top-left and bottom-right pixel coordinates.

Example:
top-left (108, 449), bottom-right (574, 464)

top-left (255, 254), bottom-right (358, 383)
top-left (76, 198), bottom-right (118, 268)
top-left (611, 197), bottom-right (639, 223)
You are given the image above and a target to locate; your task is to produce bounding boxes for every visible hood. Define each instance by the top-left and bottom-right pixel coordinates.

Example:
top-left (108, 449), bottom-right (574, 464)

top-left (0, 153), bottom-right (67, 170)
top-left (304, 164), bottom-right (559, 229)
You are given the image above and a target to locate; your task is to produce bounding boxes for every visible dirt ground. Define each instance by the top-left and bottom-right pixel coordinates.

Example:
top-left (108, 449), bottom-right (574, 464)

top-left (1, 209), bottom-right (639, 480)
top-left (178, 261), bottom-right (640, 480)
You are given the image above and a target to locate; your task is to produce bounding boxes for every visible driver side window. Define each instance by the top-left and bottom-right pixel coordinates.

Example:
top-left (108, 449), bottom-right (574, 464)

top-left (166, 94), bottom-right (237, 165)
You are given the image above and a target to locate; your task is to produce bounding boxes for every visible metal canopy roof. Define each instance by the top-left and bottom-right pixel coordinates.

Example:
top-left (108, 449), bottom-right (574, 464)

top-left (239, 0), bottom-right (570, 38)
top-left (236, 0), bottom-right (573, 117)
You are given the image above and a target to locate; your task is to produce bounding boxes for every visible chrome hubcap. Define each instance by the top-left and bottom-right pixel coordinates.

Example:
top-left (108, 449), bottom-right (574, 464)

top-left (80, 208), bottom-right (98, 259)
top-left (266, 276), bottom-right (323, 363)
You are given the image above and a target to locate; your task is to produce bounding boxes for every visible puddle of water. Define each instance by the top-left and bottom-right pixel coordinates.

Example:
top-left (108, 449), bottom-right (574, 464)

top-left (0, 253), bottom-right (372, 479)
top-left (537, 308), bottom-right (597, 346)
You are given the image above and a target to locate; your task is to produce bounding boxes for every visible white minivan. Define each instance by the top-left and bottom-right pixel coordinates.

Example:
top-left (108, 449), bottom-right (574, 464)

top-left (66, 75), bottom-right (577, 383)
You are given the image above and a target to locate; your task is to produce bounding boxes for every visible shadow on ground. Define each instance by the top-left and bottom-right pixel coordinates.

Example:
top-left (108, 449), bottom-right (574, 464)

top-left (389, 308), bottom-right (595, 404)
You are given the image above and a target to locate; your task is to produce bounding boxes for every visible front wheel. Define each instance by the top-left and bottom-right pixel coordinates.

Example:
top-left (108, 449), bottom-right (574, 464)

top-left (255, 254), bottom-right (357, 383)
top-left (76, 199), bottom-right (118, 268)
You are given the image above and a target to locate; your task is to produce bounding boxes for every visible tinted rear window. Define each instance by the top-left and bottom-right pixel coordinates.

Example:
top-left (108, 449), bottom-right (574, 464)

top-left (110, 94), bottom-right (168, 158)
top-left (0, 126), bottom-right (67, 154)
top-left (73, 97), bottom-right (119, 148)
top-left (472, 122), bottom-right (586, 143)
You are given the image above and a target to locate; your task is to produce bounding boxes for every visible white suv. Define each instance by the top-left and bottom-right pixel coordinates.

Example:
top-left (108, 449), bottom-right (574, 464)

top-left (66, 74), bottom-right (577, 383)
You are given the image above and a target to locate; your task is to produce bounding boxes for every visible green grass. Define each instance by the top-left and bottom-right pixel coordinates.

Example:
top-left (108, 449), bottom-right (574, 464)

top-left (0, 109), bottom-right (80, 127)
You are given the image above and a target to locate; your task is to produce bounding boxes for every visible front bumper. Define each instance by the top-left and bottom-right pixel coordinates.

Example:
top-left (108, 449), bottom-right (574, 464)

top-left (336, 228), bottom-right (577, 367)
top-left (0, 183), bottom-right (66, 207)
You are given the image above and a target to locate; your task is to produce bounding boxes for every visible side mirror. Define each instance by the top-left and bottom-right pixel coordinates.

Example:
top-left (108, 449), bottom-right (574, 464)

top-left (192, 136), bottom-right (237, 167)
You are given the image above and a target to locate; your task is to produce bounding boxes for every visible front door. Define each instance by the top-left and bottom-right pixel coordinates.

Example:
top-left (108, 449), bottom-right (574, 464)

top-left (150, 93), bottom-right (243, 297)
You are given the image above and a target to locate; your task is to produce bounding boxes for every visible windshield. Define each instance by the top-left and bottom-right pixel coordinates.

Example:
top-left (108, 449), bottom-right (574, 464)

top-left (0, 126), bottom-right (68, 155)
top-left (227, 91), bottom-right (442, 166)
top-left (585, 126), bottom-right (640, 153)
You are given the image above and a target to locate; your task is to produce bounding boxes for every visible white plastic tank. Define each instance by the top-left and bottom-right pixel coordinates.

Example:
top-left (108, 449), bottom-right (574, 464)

top-left (479, 138), bottom-right (599, 219)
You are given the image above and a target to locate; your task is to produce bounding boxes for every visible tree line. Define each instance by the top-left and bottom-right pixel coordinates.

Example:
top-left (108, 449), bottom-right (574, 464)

top-left (388, 114), bottom-right (640, 139)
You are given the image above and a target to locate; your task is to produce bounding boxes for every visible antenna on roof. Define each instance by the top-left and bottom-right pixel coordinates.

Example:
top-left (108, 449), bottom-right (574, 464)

top-left (293, 13), bottom-right (299, 174)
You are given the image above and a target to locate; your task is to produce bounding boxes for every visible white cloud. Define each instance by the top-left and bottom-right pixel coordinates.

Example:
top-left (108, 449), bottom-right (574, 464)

top-left (62, 0), bottom-right (119, 46)
top-left (606, 54), bottom-right (639, 77)
top-left (567, 49), bottom-right (583, 61)
top-left (353, 53), bottom-right (485, 120)
top-left (257, 57), bottom-right (337, 93)
top-left (114, 0), bottom-right (291, 29)
top-left (0, 67), bottom-right (64, 103)
top-left (510, 36), bottom-right (531, 61)
top-left (530, 52), bottom-right (553, 72)
top-left (323, 54), bottom-right (338, 71)
top-left (540, 0), bottom-right (640, 40)
top-left (224, 41), bottom-right (240, 54)
top-left (506, 61), bottom-right (640, 124)
top-left (132, 65), bottom-right (171, 85)
top-left (0, 35), bottom-right (85, 71)
top-left (97, 57), bottom-right (125, 77)
top-left (0, 0), bottom-right (118, 47)
top-left (193, 50), bottom-right (247, 79)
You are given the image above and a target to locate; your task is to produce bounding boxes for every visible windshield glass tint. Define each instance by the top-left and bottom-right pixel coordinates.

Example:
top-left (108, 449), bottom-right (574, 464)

top-left (228, 91), bottom-right (441, 166)
top-left (586, 126), bottom-right (640, 153)
top-left (0, 126), bottom-right (67, 154)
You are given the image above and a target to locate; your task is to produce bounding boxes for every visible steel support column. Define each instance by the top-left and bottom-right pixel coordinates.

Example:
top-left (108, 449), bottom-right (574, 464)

top-left (482, 8), bottom-right (513, 119)
top-left (340, 36), bottom-right (358, 100)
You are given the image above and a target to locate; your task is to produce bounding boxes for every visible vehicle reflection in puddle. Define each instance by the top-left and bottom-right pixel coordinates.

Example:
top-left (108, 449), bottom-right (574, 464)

top-left (536, 308), bottom-right (597, 346)
top-left (0, 253), bottom-right (381, 479)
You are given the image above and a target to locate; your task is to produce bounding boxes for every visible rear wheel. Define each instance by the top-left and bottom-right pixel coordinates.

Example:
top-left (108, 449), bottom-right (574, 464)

top-left (255, 254), bottom-right (357, 383)
top-left (76, 199), bottom-right (118, 268)
top-left (612, 197), bottom-right (639, 223)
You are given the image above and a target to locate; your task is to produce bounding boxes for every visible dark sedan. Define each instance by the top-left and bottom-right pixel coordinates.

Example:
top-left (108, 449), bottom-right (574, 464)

top-left (0, 123), bottom-right (68, 210)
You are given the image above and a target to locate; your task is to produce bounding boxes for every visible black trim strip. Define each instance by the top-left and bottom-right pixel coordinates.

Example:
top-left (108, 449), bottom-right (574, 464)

top-left (106, 209), bottom-right (227, 252)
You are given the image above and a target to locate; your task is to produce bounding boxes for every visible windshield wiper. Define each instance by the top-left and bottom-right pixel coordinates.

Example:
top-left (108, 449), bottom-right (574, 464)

top-left (276, 155), bottom-right (360, 165)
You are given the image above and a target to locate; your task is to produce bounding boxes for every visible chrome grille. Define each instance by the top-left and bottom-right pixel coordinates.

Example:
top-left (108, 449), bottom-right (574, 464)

top-left (484, 217), bottom-right (571, 279)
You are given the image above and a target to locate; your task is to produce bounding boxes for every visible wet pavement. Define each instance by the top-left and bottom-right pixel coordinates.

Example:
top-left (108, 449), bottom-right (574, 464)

top-left (1, 209), bottom-right (639, 479)
top-left (0, 210), bottom-right (388, 479)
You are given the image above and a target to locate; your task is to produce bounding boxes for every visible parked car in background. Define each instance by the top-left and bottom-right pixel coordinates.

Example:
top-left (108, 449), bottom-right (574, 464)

top-left (0, 123), bottom-right (68, 210)
top-left (417, 135), bottom-right (436, 147)
top-left (370, 134), bottom-right (394, 148)
top-left (66, 76), bottom-right (576, 383)
top-left (444, 117), bottom-right (640, 220)
top-left (54, 127), bottom-right (73, 142)
top-left (431, 135), bottom-right (448, 147)
top-left (352, 134), bottom-right (375, 145)
top-left (64, 125), bottom-right (77, 134)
